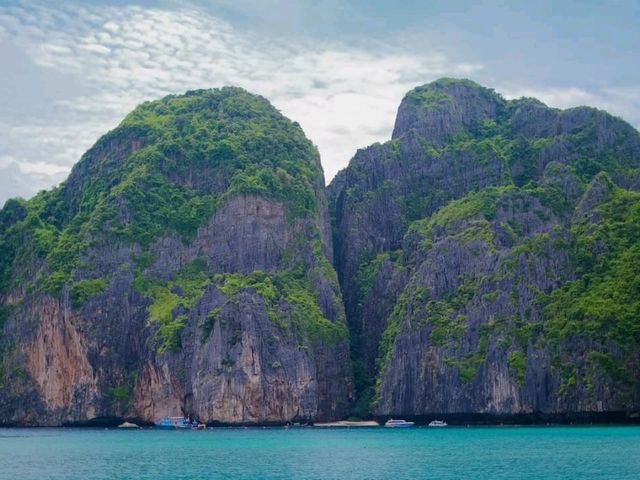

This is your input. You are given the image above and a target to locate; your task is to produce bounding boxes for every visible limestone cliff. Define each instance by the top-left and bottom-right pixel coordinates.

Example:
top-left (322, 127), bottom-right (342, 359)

top-left (330, 78), bottom-right (640, 418)
top-left (2, 79), bottom-right (640, 425)
top-left (0, 88), bottom-right (352, 426)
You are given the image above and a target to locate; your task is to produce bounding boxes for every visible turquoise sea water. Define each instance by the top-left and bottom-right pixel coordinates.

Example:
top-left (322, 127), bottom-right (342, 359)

top-left (1, 426), bottom-right (639, 479)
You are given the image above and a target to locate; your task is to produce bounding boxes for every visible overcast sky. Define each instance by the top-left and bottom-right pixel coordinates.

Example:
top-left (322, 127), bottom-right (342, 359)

top-left (1, 0), bottom-right (639, 205)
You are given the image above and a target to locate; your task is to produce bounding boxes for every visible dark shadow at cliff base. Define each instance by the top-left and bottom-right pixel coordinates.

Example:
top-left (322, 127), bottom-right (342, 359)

top-left (376, 411), bottom-right (640, 425)
top-left (62, 416), bottom-right (155, 427)
top-left (0, 417), bottom-right (313, 428)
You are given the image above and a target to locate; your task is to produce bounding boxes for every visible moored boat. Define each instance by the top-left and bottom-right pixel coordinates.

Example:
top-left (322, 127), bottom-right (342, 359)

top-left (428, 420), bottom-right (448, 427)
top-left (154, 416), bottom-right (193, 429)
top-left (384, 419), bottom-right (415, 428)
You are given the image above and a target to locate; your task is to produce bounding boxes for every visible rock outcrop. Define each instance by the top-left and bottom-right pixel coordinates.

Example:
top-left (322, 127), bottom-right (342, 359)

top-left (330, 78), bottom-right (640, 418)
top-left (2, 78), bottom-right (640, 425)
top-left (0, 88), bottom-right (352, 426)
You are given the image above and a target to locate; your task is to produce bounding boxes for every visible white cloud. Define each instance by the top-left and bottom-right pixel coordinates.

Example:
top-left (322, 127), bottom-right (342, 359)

top-left (501, 85), bottom-right (640, 130)
top-left (0, 159), bottom-right (68, 204)
top-left (0, 158), bottom-right (69, 176)
top-left (502, 87), bottom-right (594, 108)
top-left (0, 1), bottom-right (483, 204)
top-left (1, 1), bottom-right (636, 208)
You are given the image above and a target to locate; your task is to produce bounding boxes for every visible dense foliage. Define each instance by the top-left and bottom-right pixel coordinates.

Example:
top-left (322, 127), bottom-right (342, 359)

top-left (340, 78), bottom-right (640, 414)
top-left (0, 88), bottom-right (322, 288)
top-left (2, 78), bottom-right (640, 419)
top-left (0, 87), bottom-right (336, 354)
top-left (134, 259), bottom-right (347, 352)
top-left (542, 180), bottom-right (640, 386)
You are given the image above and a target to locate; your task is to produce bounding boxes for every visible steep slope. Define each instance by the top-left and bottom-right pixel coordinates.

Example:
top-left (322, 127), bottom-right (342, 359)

top-left (0, 87), bottom-right (352, 426)
top-left (330, 78), bottom-right (640, 418)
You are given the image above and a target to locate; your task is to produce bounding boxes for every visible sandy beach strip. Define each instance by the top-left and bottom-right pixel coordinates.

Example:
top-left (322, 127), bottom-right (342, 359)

top-left (313, 420), bottom-right (379, 428)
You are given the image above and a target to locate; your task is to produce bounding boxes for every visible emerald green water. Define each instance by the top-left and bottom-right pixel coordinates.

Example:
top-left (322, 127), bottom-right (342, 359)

top-left (1, 426), bottom-right (639, 479)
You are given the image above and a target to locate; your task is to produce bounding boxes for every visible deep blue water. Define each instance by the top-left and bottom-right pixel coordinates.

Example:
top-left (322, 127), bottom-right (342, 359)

top-left (1, 425), bottom-right (639, 479)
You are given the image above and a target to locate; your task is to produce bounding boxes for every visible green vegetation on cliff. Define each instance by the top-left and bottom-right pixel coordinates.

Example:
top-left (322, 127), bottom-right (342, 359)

top-left (211, 268), bottom-right (348, 345)
top-left (119, 88), bottom-right (322, 218)
top-left (133, 259), bottom-right (212, 351)
top-left (331, 78), bottom-right (640, 415)
top-left (2, 78), bottom-right (640, 421)
top-left (0, 87), bottom-right (326, 303)
top-left (542, 181), bottom-right (640, 386)
top-left (131, 261), bottom-right (347, 353)
top-left (0, 87), bottom-right (342, 362)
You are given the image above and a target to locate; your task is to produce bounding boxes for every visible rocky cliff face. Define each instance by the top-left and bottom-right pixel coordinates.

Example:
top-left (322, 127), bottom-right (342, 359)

top-left (0, 88), bottom-right (352, 426)
top-left (330, 78), bottom-right (640, 417)
top-left (2, 79), bottom-right (640, 425)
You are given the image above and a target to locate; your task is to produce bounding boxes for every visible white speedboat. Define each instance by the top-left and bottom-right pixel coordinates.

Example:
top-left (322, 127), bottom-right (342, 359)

top-left (384, 419), bottom-right (415, 428)
top-left (428, 420), bottom-right (448, 427)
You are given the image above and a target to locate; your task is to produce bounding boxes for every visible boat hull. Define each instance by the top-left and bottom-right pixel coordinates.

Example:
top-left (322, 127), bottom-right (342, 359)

top-left (384, 420), bottom-right (415, 428)
top-left (428, 420), bottom-right (448, 427)
top-left (154, 417), bottom-right (193, 429)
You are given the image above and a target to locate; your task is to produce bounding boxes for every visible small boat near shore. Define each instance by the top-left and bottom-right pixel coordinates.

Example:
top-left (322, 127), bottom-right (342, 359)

top-left (384, 419), bottom-right (415, 428)
top-left (117, 421), bottom-right (140, 429)
top-left (428, 420), bottom-right (448, 427)
top-left (155, 416), bottom-right (195, 429)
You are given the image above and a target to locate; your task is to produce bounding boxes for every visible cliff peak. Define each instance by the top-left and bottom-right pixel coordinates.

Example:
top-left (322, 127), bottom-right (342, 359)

top-left (330, 78), bottom-right (640, 419)
top-left (392, 77), bottom-right (504, 143)
top-left (0, 86), bottom-right (352, 426)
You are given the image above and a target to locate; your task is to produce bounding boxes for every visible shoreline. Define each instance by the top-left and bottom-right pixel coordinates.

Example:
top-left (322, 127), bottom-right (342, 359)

top-left (2, 410), bottom-right (640, 428)
top-left (314, 420), bottom-right (380, 428)
top-left (379, 411), bottom-right (640, 426)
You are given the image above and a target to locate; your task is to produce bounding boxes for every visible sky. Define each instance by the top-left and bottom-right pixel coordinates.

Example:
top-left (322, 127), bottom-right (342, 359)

top-left (0, 0), bottom-right (639, 206)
